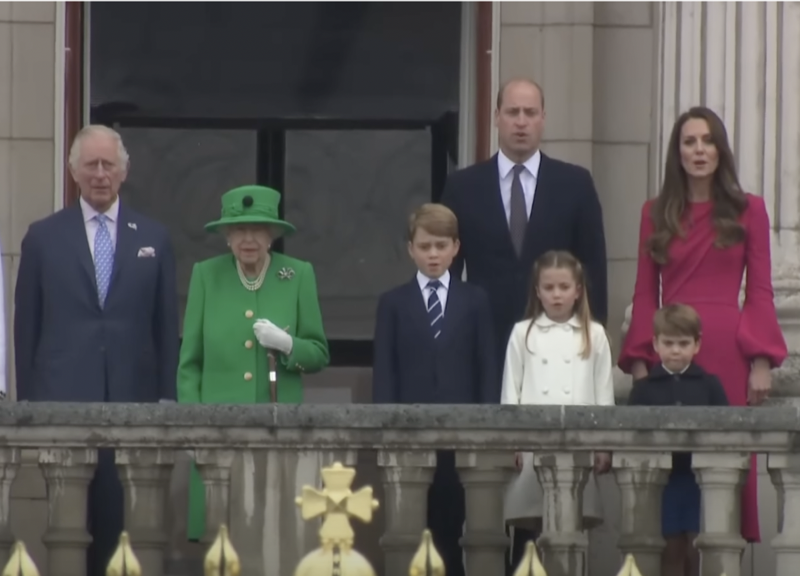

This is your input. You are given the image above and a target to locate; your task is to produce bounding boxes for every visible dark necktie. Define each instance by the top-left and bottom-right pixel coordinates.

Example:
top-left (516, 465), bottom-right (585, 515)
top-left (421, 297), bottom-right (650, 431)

top-left (509, 164), bottom-right (528, 257)
top-left (426, 280), bottom-right (443, 339)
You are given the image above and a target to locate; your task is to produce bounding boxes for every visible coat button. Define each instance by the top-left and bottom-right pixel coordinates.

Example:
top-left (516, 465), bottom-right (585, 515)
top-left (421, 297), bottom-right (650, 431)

top-left (542, 358), bottom-right (548, 365)
top-left (245, 340), bottom-right (254, 349)
top-left (244, 372), bottom-right (253, 381)
top-left (245, 310), bottom-right (254, 318)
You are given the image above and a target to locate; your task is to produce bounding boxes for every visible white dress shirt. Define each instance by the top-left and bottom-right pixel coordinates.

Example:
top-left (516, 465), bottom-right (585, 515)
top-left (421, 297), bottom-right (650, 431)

top-left (80, 196), bottom-right (120, 260)
top-left (416, 270), bottom-right (451, 313)
top-left (497, 149), bottom-right (541, 223)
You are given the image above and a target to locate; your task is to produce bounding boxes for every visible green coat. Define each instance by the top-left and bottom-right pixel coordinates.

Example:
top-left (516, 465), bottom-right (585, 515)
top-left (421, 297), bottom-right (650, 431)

top-left (177, 252), bottom-right (329, 540)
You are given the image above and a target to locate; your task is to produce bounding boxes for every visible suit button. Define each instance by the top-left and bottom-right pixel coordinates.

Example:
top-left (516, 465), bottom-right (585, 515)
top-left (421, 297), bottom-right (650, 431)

top-left (245, 310), bottom-right (254, 319)
top-left (244, 372), bottom-right (253, 381)
top-left (245, 340), bottom-right (254, 349)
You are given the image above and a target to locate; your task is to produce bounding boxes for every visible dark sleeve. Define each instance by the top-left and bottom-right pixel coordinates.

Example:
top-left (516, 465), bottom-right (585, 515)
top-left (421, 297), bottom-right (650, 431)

top-left (708, 376), bottom-right (730, 406)
top-left (154, 230), bottom-right (180, 401)
top-left (372, 293), bottom-right (398, 403)
top-left (14, 228), bottom-right (43, 401)
top-left (627, 380), bottom-right (646, 406)
top-left (474, 288), bottom-right (498, 403)
top-left (440, 175), bottom-right (465, 279)
top-left (572, 168), bottom-right (608, 325)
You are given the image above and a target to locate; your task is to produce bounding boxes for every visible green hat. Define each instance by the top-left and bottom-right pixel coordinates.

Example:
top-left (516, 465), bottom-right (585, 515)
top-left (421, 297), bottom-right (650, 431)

top-left (205, 185), bottom-right (296, 235)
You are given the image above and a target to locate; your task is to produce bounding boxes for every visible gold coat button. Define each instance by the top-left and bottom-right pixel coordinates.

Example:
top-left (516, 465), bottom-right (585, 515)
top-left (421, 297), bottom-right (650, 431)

top-left (244, 372), bottom-right (253, 381)
top-left (245, 310), bottom-right (254, 319)
top-left (245, 340), bottom-right (254, 349)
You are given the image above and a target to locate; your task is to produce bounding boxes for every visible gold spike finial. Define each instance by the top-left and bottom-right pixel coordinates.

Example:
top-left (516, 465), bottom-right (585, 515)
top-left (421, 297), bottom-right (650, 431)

top-left (513, 541), bottom-right (547, 576)
top-left (294, 461), bottom-right (379, 576)
top-left (2, 542), bottom-right (40, 576)
top-left (106, 532), bottom-right (141, 576)
top-left (615, 554), bottom-right (646, 576)
top-left (204, 524), bottom-right (241, 576)
top-left (409, 529), bottom-right (445, 576)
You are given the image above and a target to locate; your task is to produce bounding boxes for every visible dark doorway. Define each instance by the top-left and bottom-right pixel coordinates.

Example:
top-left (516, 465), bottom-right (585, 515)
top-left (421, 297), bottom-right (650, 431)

top-left (88, 2), bottom-right (463, 372)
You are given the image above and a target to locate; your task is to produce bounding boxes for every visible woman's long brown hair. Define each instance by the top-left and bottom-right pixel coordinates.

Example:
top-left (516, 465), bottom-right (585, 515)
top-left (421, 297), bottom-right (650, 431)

top-left (524, 250), bottom-right (593, 359)
top-left (647, 106), bottom-right (747, 264)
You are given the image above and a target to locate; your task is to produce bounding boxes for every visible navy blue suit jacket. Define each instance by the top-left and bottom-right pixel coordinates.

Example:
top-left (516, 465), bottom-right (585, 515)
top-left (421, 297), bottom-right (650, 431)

top-left (441, 153), bottom-right (608, 368)
top-left (372, 277), bottom-right (498, 404)
top-left (14, 202), bottom-right (180, 402)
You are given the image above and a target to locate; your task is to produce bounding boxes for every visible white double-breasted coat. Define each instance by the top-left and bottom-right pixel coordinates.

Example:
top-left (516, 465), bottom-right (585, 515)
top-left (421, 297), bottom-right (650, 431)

top-left (501, 314), bottom-right (615, 530)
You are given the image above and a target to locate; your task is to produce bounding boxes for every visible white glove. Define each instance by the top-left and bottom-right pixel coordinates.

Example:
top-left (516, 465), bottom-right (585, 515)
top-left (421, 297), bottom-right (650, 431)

top-left (253, 319), bottom-right (293, 355)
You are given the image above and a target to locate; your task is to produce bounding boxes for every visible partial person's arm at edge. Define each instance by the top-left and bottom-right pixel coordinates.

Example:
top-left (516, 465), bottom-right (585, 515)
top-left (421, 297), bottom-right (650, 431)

top-left (176, 262), bottom-right (205, 403)
top-left (281, 262), bottom-right (330, 374)
top-left (155, 231), bottom-right (180, 402)
top-left (372, 293), bottom-right (399, 404)
top-left (14, 228), bottom-right (43, 402)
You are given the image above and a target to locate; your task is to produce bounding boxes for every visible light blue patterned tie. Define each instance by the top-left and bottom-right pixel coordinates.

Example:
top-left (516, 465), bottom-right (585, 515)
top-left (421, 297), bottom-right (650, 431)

top-left (427, 280), bottom-right (443, 338)
top-left (94, 214), bottom-right (114, 307)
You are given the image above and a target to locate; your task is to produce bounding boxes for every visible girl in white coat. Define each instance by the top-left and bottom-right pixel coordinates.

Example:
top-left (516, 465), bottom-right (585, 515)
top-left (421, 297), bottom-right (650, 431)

top-left (501, 250), bottom-right (615, 536)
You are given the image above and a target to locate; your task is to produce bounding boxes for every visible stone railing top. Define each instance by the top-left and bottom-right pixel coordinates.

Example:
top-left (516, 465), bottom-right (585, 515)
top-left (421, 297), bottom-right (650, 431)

top-left (0, 403), bottom-right (798, 452)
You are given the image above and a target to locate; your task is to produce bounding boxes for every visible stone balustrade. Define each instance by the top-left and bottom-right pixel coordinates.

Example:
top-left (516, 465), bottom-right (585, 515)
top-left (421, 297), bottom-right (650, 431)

top-left (1, 403), bottom-right (800, 576)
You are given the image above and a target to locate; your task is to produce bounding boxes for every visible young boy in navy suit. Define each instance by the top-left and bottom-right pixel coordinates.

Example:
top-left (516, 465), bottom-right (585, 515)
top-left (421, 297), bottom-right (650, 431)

top-left (373, 203), bottom-right (497, 576)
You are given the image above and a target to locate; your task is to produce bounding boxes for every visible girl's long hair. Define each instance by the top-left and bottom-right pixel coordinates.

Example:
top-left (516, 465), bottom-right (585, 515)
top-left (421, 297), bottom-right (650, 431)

top-left (647, 106), bottom-right (747, 264)
top-left (524, 250), bottom-right (593, 359)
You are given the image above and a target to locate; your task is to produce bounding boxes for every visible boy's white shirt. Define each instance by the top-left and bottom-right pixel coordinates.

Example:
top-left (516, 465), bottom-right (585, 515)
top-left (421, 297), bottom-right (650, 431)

top-left (500, 313), bottom-right (615, 407)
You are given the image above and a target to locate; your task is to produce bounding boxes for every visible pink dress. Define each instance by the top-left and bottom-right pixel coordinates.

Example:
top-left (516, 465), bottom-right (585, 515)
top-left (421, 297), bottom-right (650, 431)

top-left (619, 193), bottom-right (787, 542)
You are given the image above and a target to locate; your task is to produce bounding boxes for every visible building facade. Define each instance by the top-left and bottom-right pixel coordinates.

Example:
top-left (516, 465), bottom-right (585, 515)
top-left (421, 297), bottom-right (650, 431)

top-left (1, 2), bottom-right (799, 575)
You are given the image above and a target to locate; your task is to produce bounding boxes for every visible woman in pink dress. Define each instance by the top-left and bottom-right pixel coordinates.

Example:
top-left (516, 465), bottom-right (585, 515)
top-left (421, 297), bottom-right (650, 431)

top-left (619, 107), bottom-right (787, 548)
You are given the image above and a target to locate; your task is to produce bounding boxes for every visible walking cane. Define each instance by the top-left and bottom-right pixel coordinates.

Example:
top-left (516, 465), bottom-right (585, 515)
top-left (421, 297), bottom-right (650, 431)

top-left (268, 352), bottom-right (278, 403)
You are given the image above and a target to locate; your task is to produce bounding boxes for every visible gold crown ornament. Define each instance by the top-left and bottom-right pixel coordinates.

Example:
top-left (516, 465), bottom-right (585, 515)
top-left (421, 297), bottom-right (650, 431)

top-left (615, 554), bottom-right (644, 576)
top-left (513, 541), bottom-right (547, 576)
top-left (293, 461), bottom-right (380, 576)
top-left (1, 542), bottom-right (40, 576)
top-left (204, 524), bottom-right (242, 576)
top-left (409, 529), bottom-right (445, 576)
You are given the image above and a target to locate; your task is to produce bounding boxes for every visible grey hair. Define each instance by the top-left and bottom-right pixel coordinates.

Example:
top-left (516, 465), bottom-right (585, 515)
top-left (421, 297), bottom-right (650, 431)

top-left (68, 125), bottom-right (130, 170)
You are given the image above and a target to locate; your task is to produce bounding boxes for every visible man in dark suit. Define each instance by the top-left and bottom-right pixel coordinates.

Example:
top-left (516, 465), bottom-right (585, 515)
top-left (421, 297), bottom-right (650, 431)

top-left (14, 125), bottom-right (180, 576)
top-left (441, 78), bottom-right (608, 571)
top-left (373, 203), bottom-right (496, 576)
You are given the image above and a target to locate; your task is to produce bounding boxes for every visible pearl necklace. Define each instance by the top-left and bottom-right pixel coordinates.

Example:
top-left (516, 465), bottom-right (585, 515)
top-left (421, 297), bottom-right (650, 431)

top-left (237, 259), bottom-right (269, 292)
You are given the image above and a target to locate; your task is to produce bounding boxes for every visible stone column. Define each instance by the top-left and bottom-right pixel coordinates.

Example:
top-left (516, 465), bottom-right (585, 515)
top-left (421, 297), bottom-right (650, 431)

top-left (116, 448), bottom-right (175, 576)
top-left (768, 453), bottom-right (800, 576)
top-left (0, 448), bottom-right (20, 568)
top-left (533, 451), bottom-right (591, 576)
top-left (194, 449), bottom-right (235, 546)
top-left (377, 450), bottom-right (436, 576)
top-left (692, 453), bottom-right (749, 576)
top-left (39, 448), bottom-right (97, 576)
top-left (457, 452), bottom-right (515, 575)
top-left (613, 451), bottom-right (671, 576)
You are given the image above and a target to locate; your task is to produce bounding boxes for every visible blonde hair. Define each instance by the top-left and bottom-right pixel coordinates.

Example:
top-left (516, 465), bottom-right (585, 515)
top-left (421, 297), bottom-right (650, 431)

top-left (524, 250), bottom-right (593, 359)
top-left (68, 125), bottom-right (130, 170)
top-left (408, 203), bottom-right (459, 242)
top-left (653, 304), bottom-right (702, 340)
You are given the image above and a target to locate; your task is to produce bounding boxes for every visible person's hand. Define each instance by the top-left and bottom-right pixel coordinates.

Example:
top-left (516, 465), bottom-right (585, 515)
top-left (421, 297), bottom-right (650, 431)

top-left (631, 361), bottom-right (648, 381)
top-left (253, 319), bottom-right (293, 355)
top-left (514, 452), bottom-right (523, 472)
top-left (594, 451), bottom-right (612, 475)
top-left (748, 362), bottom-right (772, 405)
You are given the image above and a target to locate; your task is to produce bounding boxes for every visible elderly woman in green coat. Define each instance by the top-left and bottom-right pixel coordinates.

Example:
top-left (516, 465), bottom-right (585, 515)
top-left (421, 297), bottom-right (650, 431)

top-left (177, 184), bottom-right (329, 541)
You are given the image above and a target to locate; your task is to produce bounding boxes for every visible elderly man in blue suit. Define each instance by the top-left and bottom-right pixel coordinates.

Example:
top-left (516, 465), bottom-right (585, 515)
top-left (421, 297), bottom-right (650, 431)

top-left (14, 125), bottom-right (179, 576)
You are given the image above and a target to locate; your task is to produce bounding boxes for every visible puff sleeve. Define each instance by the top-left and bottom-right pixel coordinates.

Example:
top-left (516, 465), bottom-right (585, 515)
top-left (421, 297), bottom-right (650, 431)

top-left (735, 194), bottom-right (787, 367)
top-left (618, 200), bottom-right (660, 373)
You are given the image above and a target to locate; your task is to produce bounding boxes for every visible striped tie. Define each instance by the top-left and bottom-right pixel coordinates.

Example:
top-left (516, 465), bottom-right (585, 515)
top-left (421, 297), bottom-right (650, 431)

top-left (427, 280), bottom-right (443, 338)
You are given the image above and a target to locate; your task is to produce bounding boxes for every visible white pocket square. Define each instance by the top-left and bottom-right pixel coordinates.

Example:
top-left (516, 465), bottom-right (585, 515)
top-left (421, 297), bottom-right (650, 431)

top-left (137, 247), bottom-right (156, 258)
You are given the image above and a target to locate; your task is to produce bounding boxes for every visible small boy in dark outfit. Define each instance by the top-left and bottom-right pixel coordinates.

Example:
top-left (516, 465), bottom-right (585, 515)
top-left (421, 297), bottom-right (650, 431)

top-left (628, 303), bottom-right (729, 576)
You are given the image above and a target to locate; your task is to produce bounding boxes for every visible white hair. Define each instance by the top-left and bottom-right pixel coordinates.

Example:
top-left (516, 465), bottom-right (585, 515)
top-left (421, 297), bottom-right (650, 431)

top-left (68, 125), bottom-right (130, 170)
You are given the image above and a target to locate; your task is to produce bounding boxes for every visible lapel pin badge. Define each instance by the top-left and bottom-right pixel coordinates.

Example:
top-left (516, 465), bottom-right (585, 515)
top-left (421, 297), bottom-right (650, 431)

top-left (128, 222), bottom-right (137, 230)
